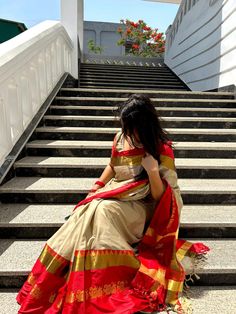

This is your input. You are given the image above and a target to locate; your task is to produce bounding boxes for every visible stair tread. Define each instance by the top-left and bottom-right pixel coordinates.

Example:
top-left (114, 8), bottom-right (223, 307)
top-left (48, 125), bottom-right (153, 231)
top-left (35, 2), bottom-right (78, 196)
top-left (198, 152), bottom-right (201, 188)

top-left (44, 115), bottom-right (236, 121)
top-left (80, 82), bottom-right (184, 87)
top-left (0, 203), bottom-right (235, 226)
top-left (56, 96), bottom-right (236, 103)
top-left (81, 85), bottom-right (187, 90)
top-left (0, 239), bottom-right (235, 274)
top-left (26, 139), bottom-right (236, 150)
top-left (35, 126), bottom-right (236, 135)
top-left (14, 156), bottom-right (236, 169)
top-left (1, 286), bottom-right (236, 314)
top-left (1, 177), bottom-right (236, 194)
top-left (80, 76), bottom-right (180, 81)
top-left (60, 87), bottom-right (234, 97)
top-left (50, 105), bottom-right (236, 113)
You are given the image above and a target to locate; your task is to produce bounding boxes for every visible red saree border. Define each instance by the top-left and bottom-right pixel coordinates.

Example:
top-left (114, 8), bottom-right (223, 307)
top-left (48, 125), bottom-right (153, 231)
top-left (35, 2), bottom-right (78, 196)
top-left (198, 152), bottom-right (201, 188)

top-left (74, 179), bottom-right (149, 209)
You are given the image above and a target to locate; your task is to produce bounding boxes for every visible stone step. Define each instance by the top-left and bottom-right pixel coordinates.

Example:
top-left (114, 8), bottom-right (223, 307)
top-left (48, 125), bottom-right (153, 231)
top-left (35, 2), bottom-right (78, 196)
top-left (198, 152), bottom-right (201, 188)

top-left (34, 126), bottom-right (236, 142)
top-left (43, 114), bottom-right (236, 129)
top-left (13, 156), bottom-right (236, 179)
top-left (25, 140), bottom-right (236, 158)
top-left (55, 96), bottom-right (236, 108)
top-left (0, 239), bottom-right (235, 287)
top-left (80, 70), bottom-right (179, 78)
top-left (79, 68), bottom-right (173, 76)
top-left (49, 105), bottom-right (236, 118)
top-left (59, 88), bottom-right (234, 99)
top-left (0, 203), bottom-right (235, 238)
top-left (79, 82), bottom-right (187, 90)
top-left (80, 76), bottom-right (181, 84)
top-left (80, 71), bottom-right (177, 79)
top-left (0, 177), bottom-right (236, 204)
top-left (1, 286), bottom-right (236, 314)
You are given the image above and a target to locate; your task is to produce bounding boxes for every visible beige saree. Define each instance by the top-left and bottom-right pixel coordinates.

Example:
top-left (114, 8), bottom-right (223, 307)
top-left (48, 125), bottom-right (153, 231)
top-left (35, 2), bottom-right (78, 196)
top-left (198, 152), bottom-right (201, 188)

top-left (16, 132), bottom-right (209, 314)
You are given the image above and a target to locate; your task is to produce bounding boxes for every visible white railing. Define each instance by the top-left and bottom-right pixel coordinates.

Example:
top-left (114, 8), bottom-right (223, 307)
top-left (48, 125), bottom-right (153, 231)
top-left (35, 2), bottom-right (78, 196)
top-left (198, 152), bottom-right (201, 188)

top-left (83, 54), bottom-right (165, 67)
top-left (0, 20), bottom-right (73, 167)
top-left (165, 0), bottom-right (236, 91)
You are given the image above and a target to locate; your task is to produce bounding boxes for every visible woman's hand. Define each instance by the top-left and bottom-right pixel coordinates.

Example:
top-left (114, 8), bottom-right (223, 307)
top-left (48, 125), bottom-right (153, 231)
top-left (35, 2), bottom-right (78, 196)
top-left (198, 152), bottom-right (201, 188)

top-left (86, 184), bottom-right (102, 199)
top-left (142, 153), bottom-right (165, 201)
top-left (141, 153), bottom-right (159, 174)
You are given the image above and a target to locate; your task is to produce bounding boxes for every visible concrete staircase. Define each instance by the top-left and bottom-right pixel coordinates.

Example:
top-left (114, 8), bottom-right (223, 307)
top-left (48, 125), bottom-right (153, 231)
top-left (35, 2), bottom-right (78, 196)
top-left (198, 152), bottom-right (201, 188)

top-left (0, 63), bottom-right (236, 313)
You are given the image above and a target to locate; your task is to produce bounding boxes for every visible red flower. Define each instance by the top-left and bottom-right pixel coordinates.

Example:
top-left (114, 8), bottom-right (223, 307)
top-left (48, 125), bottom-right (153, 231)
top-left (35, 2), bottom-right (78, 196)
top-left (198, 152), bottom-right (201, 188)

top-left (143, 26), bottom-right (151, 31)
top-left (130, 22), bottom-right (138, 28)
top-left (154, 33), bottom-right (163, 41)
top-left (132, 44), bottom-right (140, 50)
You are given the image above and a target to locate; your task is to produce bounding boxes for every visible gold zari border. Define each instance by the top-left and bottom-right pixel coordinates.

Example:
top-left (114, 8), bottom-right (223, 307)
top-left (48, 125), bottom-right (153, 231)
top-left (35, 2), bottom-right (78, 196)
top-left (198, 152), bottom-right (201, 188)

top-left (72, 250), bottom-right (140, 272)
top-left (65, 280), bottom-right (128, 303)
top-left (39, 244), bottom-right (68, 274)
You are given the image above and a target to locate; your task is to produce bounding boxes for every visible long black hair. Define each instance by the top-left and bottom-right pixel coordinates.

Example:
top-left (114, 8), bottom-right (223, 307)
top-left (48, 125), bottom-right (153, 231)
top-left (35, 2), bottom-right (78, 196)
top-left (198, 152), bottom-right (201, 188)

top-left (118, 94), bottom-right (171, 162)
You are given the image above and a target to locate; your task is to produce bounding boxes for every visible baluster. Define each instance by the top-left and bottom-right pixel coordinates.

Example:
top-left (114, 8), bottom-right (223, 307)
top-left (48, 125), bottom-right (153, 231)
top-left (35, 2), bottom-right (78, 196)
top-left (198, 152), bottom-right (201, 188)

top-left (20, 71), bottom-right (33, 127)
top-left (7, 78), bottom-right (23, 143)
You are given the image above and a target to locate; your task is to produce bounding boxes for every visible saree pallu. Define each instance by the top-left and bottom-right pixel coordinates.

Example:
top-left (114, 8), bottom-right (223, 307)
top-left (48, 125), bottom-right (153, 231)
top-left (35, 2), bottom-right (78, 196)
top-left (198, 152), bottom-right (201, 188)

top-left (17, 136), bottom-right (209, 314)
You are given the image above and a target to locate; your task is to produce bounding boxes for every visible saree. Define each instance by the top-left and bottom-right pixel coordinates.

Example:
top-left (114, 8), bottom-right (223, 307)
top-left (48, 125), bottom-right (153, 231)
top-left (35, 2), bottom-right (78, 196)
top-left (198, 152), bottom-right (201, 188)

top-left (16, 132), bottom-right (209, 314)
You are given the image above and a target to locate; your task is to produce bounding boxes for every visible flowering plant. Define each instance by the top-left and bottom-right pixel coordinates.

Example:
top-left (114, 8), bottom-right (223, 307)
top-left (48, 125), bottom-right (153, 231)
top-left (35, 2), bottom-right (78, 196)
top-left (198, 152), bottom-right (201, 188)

top-left (117, 19), bottom-right (165, 57)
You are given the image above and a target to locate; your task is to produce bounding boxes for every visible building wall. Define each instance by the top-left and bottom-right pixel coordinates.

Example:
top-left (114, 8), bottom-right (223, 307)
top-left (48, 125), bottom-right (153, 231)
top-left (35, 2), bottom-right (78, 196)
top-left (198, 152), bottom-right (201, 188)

top-left (165, 0), bottom-right (236, 91)
top-left (83, 21), bottom-right (125, 56)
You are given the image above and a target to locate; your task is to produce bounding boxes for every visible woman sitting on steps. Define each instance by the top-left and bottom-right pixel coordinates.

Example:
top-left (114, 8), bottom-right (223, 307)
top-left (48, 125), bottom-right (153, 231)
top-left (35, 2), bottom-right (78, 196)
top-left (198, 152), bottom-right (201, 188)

top-left (17, 94), bottom-right (209, 314)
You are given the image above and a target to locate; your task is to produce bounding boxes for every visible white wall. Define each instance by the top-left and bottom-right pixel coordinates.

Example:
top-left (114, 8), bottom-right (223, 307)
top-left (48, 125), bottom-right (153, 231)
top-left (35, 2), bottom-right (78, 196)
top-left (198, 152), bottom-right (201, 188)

top-left (84, 21), bottom-right (124, 56)
top-left (165, 0), bottom-right (236, 91)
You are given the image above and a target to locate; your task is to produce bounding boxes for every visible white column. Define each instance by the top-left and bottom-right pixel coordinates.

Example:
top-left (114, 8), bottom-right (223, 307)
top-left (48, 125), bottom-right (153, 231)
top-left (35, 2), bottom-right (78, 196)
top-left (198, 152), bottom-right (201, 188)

top-left (78, 0), bottom-right (84, 56)
top-left (61, 0), bottom-right (84, 79)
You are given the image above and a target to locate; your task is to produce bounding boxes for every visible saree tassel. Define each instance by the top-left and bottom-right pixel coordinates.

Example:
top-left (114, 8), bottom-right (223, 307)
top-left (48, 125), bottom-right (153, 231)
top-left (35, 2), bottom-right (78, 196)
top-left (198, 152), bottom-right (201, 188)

top-left (174, 297), bottom-right (193, 314)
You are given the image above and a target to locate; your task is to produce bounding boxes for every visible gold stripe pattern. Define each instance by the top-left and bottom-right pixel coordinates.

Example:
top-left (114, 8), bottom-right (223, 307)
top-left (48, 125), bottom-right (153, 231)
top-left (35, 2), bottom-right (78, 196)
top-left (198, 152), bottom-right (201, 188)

top-left (65, 280), bottom-right (128, 303)
top-left (176, 242), bottom-right (192, 261)
top-left (165, 290), bottom-right (179, 305)
top-left (160, 155), bottom-right (176, 171)
top-left (72, 250), bottom-right (140, 272)
top-left (111, 154), bottom-right (175, 170)
top-left (39, 244), bottom-right (68, 274)
top-left (30, 285), bottom-right (42, 300)
top-left (140, 265), bottom-right (183, 294)
top-left (27, 272), bottom-right (36, 286)
top-left (139, 265), bottom-right (166, 286)
top-left (111, 155), bottom-right (143, 167)
top-left (167, 279), bottom-right (183, 293)
top-left (145, 228), bottom-right (176, 243)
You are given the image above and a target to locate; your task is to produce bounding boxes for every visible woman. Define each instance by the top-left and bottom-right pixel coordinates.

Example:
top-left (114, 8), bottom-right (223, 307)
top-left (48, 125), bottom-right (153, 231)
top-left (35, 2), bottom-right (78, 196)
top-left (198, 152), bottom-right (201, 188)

top-left (17, 94), bottom-right (209, 313)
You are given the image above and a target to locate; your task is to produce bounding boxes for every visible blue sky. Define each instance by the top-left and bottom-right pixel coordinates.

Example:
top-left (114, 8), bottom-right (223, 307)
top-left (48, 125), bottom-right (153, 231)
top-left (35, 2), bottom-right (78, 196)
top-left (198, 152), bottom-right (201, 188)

top-left (0, 0), bottom-right (179, 33)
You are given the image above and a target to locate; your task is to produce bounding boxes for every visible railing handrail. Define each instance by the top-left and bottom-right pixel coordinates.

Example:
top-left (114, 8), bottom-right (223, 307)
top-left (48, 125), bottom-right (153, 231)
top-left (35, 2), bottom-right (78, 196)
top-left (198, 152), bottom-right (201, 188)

top-left (0, 20), bottom-right (74, 168)
top-left (0, 20), bottom-right (73, 83)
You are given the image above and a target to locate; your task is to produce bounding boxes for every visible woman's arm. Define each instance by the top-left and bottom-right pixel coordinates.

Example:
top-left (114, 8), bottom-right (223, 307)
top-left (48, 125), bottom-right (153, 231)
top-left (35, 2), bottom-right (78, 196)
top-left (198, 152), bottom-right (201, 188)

top-left (88, 132), bottom-right (117, 196)
top-left (88, 164), bottom-right (115, 196)
top-left (141, 153), bottom-right (166, 201)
